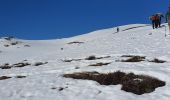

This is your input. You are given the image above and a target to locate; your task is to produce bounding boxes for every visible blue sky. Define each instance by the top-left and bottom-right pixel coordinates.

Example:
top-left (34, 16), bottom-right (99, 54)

top-left (0, 0), bottom-right (169, 40)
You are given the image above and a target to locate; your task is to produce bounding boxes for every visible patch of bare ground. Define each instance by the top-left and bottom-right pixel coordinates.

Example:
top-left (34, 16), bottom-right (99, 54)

top-left (15, 75), bottom-right (26, 78)
top-left (88, 62), bottom-right (111, 67)
top-left (62, 55), bottom-right (111, 62)
top-left (63, 71), bottom-right (166, 95)
top-left (0, 76), bottom-right (12, 80)
top-left (120, 55), bottom-right (146, 62)
top-left (85, 55), bottom-right (111, 60)
top-left (51, 87), bottom-right (68, 91)
top-left (13, 62), bottom-right (31, 67)
top-left (33, 62), bottom-right (48, 66)
top-left (0, 61), bottom-right (48, 69)
top-left (0, 75), bottom-right (27, 81)
top-left (0, 63), bottom-right (12, 69)
top-left (62, 59), bottom-right (81, 62)
top-left (67, 41), bottom-right (84, 44)
top-left (148, 58), bottom-right (166, 63)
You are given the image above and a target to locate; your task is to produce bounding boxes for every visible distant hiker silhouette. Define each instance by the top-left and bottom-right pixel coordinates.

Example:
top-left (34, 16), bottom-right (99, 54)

top-left (155, 14), bottom-right (160, 28)
top-left (156, 13), bottom-right (164, 27)
top-left (150, 13), bottom-right (164, 29)
top-left (166, 6), bottom-right (170, 31)
top-left (149, 15), bottom-right (156, 29)
top-left (117, 27), bottom-right (119, 33)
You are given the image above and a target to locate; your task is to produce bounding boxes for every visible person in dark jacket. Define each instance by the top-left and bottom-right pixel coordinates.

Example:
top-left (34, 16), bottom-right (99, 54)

top-left (117, 27), bottom-right (119, 33)
top-left (154, 14), bottom-right (160, 28)
top-left (166, 6), bottom-right (170, 30)
top-left (156, 13), bottom-right (164, 27)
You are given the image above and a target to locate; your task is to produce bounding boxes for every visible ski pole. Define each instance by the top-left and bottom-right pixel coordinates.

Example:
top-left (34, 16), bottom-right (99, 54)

top-left (165, 25), bottom-right (166, 37)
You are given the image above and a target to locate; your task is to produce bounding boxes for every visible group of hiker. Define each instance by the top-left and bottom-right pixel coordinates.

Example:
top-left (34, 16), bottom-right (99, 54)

top-left (116, 6), bottom-right (170, 33)
top-left (150, 6), bottom-right (170, 30)
top-left (149, 13), bottom-right (164, 29)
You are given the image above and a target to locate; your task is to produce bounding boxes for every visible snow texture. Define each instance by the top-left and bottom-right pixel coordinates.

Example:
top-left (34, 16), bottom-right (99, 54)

top-left (0, 24), bottom-right (170, 100)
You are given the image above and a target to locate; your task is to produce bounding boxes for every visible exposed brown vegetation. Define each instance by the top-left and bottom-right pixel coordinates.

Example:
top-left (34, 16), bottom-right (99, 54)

top-left (85, 55), bottom-right (97, 60)
top-left (63, 71), bottom-right (165, 95)
top-left (88, 62), bottom-right (111, 66)
top-left (67, 41), bottom-right (84, 44)
top-left (0, 63), bottom-right (12, 69)
top-left (15, 75), bottom-right (26, 78)
top-left (121, 56), bottom-right (145, 62)
top-left (122, 25), bottom-right (150, 31)
top-left (4, 44), bottom-right (9, 47)
top-left (10, 41), bottom-right (19, 45)
top-left (0, 61), bottom-right (47, 70)
top-left (0, 76), bottom-right (12, 80)
top-left (148, 58), bottom-right (166, 63)
top-left (62, 59), bottom-right (81, 62)
top-left (34, 62), bottom-right (48, 66)
top-left (121, 55), bottom-right (145, 58)
top-left (24, 45), bottom-right (31, 47)
top-left (85, 55), bottom-right (111, 60)
top-left (13, 62), bottom-right (31, 67)
top-left (63, 55), bottom-right (111, 63)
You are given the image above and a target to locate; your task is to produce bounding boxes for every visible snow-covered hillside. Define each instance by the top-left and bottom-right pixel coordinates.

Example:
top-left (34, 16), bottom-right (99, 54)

top-left (0, 24), bottom-right (170, 100)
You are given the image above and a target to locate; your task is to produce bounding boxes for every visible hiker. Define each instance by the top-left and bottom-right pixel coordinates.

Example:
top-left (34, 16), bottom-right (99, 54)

top-left (166, 6), bottom-right (170, 31)
top-left (154, 14), bottom-right (160, 28)
top-left (156, 13), bottom-right (164, 27)
top-left (117, 27), bottom-right (119, 33)
top-left (149, 15), bottom-right (156, 29)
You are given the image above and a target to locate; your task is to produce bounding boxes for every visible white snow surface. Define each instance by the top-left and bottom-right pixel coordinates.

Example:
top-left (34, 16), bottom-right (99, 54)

top-left (0, 24), bottom-right (170, 100)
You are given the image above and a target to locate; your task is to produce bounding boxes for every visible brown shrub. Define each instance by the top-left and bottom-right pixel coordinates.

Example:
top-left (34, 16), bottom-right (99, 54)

top-left (0, 76), bottom-right (12, 80)
top-left (15, 75), bottom-right (26, 78)
top-left (85, 55), bottom-right (111, 60)
top-left (63, 71), bottom-right (166, 95)
top-left (85, 55), bottom-right (96, 60)
top-left (62, 59), bottom-right (82, 62)
top-left (0, 63), bottom-right (12, 69)
top-left (4, 44), bottom-right (9, 47)
top-left (121, 56), bottom-right (145, 62)
top-left (34, 62), bottom-right (48, 66)
top-left (10, 42), bottom-right (18, 45)
top-left (88, 62), bottom-right (111, 67)
top-left (121, 75), bottom-right (165, 95)
top-left (24, 45), bottom-right (30, 47)
top-left (13, 62), bottom-right (31, 67)
top-left (149, 58), bottom-right (166, 63)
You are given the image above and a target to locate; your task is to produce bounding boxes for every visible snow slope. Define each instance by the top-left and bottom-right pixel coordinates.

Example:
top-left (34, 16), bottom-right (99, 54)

top-left (0, 24), bottom-right (170, 100)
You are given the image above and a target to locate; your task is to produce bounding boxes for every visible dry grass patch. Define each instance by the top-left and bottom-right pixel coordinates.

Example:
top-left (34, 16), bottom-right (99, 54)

top-left (63, 55), bottom-right (111, 63)
top-left (148, 58), bottom-right (166, 63)
top-left (62, 59), bottom-right (81, 62)
top-left (0, 76), bottom-right (12, 80)
top-left (15, 75), bottom-right (26, 78)
top-left (67, 41), bottom-right (84, 44)
top-left (63, 71), bottom-right (165, 95)
top-left (88, 62), bottom-right (111, 67)
top-left (121, 56), bottom-right (145, 62)
top-left (13, 62), bottom-right (31, 67)
top-left (85, 55), bottom-right (111, 60)
top-left (0, 63), bottom-right (12, 69)
top-left (33, 62), bottom-right (48, 66)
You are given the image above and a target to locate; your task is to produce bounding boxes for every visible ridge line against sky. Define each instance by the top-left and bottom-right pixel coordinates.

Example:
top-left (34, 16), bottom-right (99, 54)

top-left (0, 0), bottom-right (169, 40)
